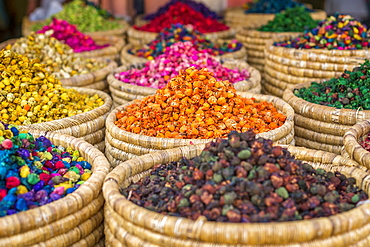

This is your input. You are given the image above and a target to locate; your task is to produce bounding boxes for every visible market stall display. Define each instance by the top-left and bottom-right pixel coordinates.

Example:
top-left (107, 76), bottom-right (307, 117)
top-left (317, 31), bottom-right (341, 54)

top-left (283, 60), bottom-right (370, 154)
top-left (236, 6), bottom-right (318, 72)
top-left (264, 13), bottom-right (370, 97)
top-left (103, 131), bottom-right (370, 246)
top-left (224, 0), bottom-right (326, 31)
top-left (0, 125), bottom-right (109, 246)
top-left (105, 67), bottom-right (293, 167)
top-left (0, 50), bottom-right (113, 151)
top-left (23, 0), bottom-right (129, 37)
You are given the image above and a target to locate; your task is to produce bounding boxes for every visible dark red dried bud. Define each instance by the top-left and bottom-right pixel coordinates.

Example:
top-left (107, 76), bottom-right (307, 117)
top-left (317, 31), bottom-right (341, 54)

top-left (271, 174), bottom-right (283, 188)
top-left (286, 183), bottom-right (300, 192)
top-left (271, 146), bottom-right (283, 157)
top-left (263, 163), bottom-right (279, 173)
top-left (209, 208), bottom-right (221, 220)
top-left (281, 206), bottom-right (297, 217)
top-left (205, 169), bottom-right (213, 178)
top-left (189, 194), bottom-right (201, 204)
top-left (322, 202), bottom-right (339, 215)
top-left (167, 200), bottom-right (176, 212)
top-left (175, 181), bottom-right (185, 189)
top-left (226, 210), bottom-right (241, 222)
top-left (307, 196), bottom-right (320, 208)
top-left (330, 176), bottom-right (341, 187)
top-left (202, 183), bottom-right (217, 194)
top-left (265, 193), bottom-right (283, 206)
top-left (201, 191), bottom-right (213, 205)
top-left (282, 198), bottom-right (295, 208)
top-left (235, 166), bottom-right (247, 177)
top-left (193, 170), bottom-right (204, 180)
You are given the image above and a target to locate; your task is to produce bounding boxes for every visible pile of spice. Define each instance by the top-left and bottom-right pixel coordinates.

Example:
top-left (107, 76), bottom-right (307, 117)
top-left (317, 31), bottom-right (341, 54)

top-left (274, 14), bottom-right (370, 50)
top-left (294, 60), bottom-right (370, 109)
top-left (115, 67), bottom-right (285, 139)
top-left (0, 50), bottom-right (104, 125)
top-left (37, 18), bottom-right (109, 53)
top-left (258, 6), bottom-right (318, 32)
top-left (143, 0), bottom-right (221, 20)
top-left (245, 0), bottom-right (312, 13)
top-left (129, 24), bottom-right (242, 59)
top-left (117, 42), bottom-right (250, 89)
top-left (31, 0), bottom-right (123, 33)
top-left (8, 31), bottom-right (106, 78)
top-left (134, 2), bottom-right (229, 33)
top-left (0, 122), bottom-right (93, 217)
top-left (121, 130), bottom-right (367, 222)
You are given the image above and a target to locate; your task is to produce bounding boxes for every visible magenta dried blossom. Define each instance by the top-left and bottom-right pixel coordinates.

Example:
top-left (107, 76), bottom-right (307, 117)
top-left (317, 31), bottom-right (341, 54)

top-left (37, 18), bottom-right (109, 53)
top-left (115, 42), bottom-right (250, 89)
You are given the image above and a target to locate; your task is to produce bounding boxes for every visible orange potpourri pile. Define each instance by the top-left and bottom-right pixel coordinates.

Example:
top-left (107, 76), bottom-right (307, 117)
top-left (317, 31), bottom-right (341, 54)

top-left (115, 67), bottom-right (286, 139)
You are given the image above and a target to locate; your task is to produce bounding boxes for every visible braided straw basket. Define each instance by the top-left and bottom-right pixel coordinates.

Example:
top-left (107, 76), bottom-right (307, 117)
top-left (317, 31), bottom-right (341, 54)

top-left (108, 60), bottom-right (261, 106)
top-left (0, 129), bottom-right (109, 247)
top-left (236, 29), bottom-right (301, 73)
top-left (74, 34), bottom-right (125, 63)
top-left (0, 39), bottom-right (118, 93)
top-left (105, 92), bottom-right (294, 167)
top-left (283, 82), bottom-right (370, 154)
top-left (22, 16), bottom-right (129, 38)
top-left (103, 143), bottom-right (370, 246)
top-left (120, 43), bottom-right (247, 66)
top-left (59, 59), bottom-right (117, 93)
top-left (224, 6), bottom-right (326, 31)
top-left (342, 120), bottom-right (370, 169)
top-left (127, 26), bottom-right (236, 46)
top-left (263, 37), bottom-right (368, 97)
top-left (19, 87), bottom-right (113, 152)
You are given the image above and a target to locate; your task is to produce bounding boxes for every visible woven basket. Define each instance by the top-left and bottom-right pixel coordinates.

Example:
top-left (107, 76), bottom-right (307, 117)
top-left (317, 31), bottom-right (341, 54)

top-left (236, 29), bottom-right (301, 72)
top-left (120, 43), bottom-right (247, 66)
top-left (0, 130), bottom-right (109, 247)
top-left (22, 16), bottom-right (129, 38)
top-left (127, 26), bottom-right (236, 46)
top-left (105, 92), bottom-right (295, 167)
top-left (74, 35), bottom-right (125, 63)
top-left (19, 87), bottom-right (113, 152)
top-left (0, 38), bottom-right (118, 92)
top-left (108, 59), bottom-right (261, 106)
top-left (103, 143), bottom-right (370, 246)
top-left (283, 82), bottom-right (370, 154)
top-left (60, 59), bottom-right (117, 92)
top-left (224, 7), bottom-right (327, 31)
top-left (262, 37), bottom-right (367, 97)
top-left (342, 120), bottom-right (370, 169)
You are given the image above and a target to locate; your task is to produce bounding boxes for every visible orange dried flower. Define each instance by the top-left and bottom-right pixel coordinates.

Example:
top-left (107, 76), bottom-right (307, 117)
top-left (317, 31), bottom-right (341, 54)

top-left (115, 67), bottom-right (286, 139)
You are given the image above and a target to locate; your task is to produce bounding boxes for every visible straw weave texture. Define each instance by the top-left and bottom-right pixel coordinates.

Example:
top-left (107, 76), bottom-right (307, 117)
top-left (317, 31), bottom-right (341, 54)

top-left (342, 120), bottom-right (370, 169)
top-left (103, 143), bottom-right (370, 246)
top-left (60, 59), bottom-right (117, 92)
top-left (0, 130), bottom-right (109, 246)
top-left (283, 82), bottom-right (370, 154)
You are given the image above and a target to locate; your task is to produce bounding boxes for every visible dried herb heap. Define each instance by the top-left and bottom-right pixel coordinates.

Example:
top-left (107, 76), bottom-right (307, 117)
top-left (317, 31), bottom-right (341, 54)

top-left (121, 130), bottom-right (368, 223)
top-left (258, 6), bottom-right (318, 32)
top-left (294, 60), bottom-right (370, 109)
top-left (0, 50), bottom-right (104, 125)
top-left (115, 67), bottom-right (286, 139)
top-left (8, 31), bottom-right (106, 79)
